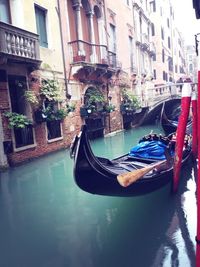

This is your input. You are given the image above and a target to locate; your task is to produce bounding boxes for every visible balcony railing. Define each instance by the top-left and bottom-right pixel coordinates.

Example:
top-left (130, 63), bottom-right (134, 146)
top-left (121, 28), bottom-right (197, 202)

top-left (0, 21), bottom-right (40, 65)
top-left (68, 40), bottom-right (117, 68)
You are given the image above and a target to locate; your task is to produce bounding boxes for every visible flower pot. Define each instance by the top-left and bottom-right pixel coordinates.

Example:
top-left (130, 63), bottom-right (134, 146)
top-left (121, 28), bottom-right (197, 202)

top-left (73, 55), bottom-right (86, 62)
top-left (80, 107), bottom-right (88, 118)
top-left (34, 110), bottom-right (46, 123)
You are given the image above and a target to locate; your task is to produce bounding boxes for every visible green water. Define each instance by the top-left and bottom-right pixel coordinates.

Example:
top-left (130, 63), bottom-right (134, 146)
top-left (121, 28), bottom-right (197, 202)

top-left (0, 125), bottom-right (197, 267)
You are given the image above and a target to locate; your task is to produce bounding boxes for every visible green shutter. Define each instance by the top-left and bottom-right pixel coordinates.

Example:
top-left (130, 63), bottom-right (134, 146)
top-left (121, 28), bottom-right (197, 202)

top-left (35, 6), bottom-right (48, 48)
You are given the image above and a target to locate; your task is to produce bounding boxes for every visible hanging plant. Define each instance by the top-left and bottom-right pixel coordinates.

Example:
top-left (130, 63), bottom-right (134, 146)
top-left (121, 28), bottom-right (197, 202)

top-left (4, 112), bottom-right (32, 129)
top-left (40, 79), bottom-right (62, 101)
top-left (24, 90), bottom-right (39, 107)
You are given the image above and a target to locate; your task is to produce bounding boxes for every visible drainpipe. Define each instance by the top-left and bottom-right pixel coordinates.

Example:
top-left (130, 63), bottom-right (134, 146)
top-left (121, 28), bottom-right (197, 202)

top-left (56, 0), bottom-right (69, 97)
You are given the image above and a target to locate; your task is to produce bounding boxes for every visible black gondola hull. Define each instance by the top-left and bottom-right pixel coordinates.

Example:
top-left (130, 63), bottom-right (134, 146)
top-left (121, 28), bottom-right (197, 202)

top-left (72, 125), bottom-right (191, 197)
top-left (161, 109), bottom-right (192, 135)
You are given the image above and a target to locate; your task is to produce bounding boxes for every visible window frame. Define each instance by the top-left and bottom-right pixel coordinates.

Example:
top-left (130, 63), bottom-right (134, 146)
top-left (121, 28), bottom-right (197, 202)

top-left (34, 4), bottom-right (48, 48)
top-left (0, 0), bottom-right (11, 23)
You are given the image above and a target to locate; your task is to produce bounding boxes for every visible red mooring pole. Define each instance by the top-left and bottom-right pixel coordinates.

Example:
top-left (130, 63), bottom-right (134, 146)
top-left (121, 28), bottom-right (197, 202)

top-left (192, 88), bottom-right (198, 159)
top-left (173, 83), bottom-right (191, 193)
top-left (196, 60), bottom-right (200, 267)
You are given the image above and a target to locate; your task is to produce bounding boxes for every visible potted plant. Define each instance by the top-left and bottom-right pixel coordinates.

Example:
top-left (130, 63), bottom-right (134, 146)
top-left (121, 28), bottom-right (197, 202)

top-left (73, 54), bottom-right (86, 62)
top-left (4, 112), bottom-right (33, 129)
top-left (66, 103), bottom-right (76, 114)
top-left (34, 107), bottom-right (47, 123)
top-left (24, 90), bottom-right (39, 107)
top-left (43, 104), bottom-right (68, 121)
top-left (120, 89), bottom-right (140, 115)
top-left (104, 103), bottom-right (116, 113)
top-left (80, 106), bottom-right (89, 118)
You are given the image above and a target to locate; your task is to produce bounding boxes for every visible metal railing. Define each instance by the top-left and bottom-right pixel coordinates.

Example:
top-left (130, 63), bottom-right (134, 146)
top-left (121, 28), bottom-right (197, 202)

top-left (68, 40), bottom-right (117, 68)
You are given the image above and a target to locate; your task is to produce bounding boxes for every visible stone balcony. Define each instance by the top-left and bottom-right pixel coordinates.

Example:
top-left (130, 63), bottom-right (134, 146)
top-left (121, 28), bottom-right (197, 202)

top-left (68, 40), bottom-right (119, 83)
top-left (68, 40), bottom-right (119, 69)
top-left (0, 21), bottom-right (41, 67)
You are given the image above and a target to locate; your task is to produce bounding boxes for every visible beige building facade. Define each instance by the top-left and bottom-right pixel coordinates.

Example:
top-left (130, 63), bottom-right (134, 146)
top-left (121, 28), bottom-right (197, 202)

top-left (0, 0), bottom-right (68, 167)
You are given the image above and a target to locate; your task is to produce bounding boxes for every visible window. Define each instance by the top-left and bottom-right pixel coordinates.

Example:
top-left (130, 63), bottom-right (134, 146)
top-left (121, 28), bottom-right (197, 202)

top-left (162, 49), bottom-right (165, 63)
top-left (150, 0), bottom-right (156, 12)
top-left (0, 0), bottom-right (10, 23)
top-left (168, 57), bottom-right (173, 72)
top-left (129, 36), bottom-right (134, 70)
top-left (189, 63), bottom-right (193, 72)
top-left (151, 23), bottom-right (155, 36)
top-left (35, 5), bottom-right (48, 48)
top-left (8, 75), bottom-right (34, 148)
top-left (167, 18), bottom-right (170, 28)
top-left (168, 37), bottom-right (171, 49)
top-left (108, 24), bottom-right (116, 67)
top-left (109, 24), bottom-right (116, 52)
top-left (44, 100), bottom-right (62, 140)
top-left (126, 0), bottom-right (130, 6)
top-left (163, 71), bottom-right (165, 80)
top-left (161, 27), bottom-right (164, 40)
top-left (153, 69), bottom-right (156, 79)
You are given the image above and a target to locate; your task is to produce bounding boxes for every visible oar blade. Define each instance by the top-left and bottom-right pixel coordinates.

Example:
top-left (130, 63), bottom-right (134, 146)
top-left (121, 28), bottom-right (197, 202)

top-left (117, 160), bottom-right (166, 187)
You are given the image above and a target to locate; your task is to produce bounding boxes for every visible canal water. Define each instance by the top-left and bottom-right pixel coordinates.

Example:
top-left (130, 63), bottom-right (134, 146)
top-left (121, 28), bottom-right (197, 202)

top-left (0, 125), bottom-right (197, 267)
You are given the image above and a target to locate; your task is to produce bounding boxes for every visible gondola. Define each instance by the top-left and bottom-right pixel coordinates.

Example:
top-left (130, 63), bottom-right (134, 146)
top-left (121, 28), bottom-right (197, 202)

top-left (161, 109), bottom-right (192, 135)
top-left (70, 125), bottom-right (192, 197)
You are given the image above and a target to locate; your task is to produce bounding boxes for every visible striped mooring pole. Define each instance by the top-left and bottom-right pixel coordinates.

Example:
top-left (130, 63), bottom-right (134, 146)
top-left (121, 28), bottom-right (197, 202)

top-left (192, 88), bottom-right (198, 159)
top-left (196, 45), bottom-right (200, 267)
top-left (173, 83), bottom-right (191, 193)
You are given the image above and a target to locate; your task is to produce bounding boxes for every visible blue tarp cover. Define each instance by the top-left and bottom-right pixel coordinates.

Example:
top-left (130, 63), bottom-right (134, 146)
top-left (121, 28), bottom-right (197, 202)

top-left (129, 140), bottom-right (173, 160)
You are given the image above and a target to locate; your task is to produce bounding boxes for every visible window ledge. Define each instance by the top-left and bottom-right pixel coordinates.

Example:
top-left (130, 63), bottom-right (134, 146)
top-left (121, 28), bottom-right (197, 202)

top-left (47, 137), bottom-right (63, 143)
top-left (14, 144), bottom-right (36, 153)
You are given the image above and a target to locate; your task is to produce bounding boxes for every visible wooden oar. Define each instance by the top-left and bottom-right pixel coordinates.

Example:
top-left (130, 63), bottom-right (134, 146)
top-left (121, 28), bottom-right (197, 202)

top-left (117, 160), bottom-right (166, 187)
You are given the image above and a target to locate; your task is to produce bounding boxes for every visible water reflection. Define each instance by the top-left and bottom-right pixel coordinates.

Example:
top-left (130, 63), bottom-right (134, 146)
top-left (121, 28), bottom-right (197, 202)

top-left (0, 126), bottom-right (197, 267)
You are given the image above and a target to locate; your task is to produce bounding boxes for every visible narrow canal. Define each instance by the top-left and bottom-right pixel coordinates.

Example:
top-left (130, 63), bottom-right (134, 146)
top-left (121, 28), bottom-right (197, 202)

top-left (0, 125), bottom-right (197, 267)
